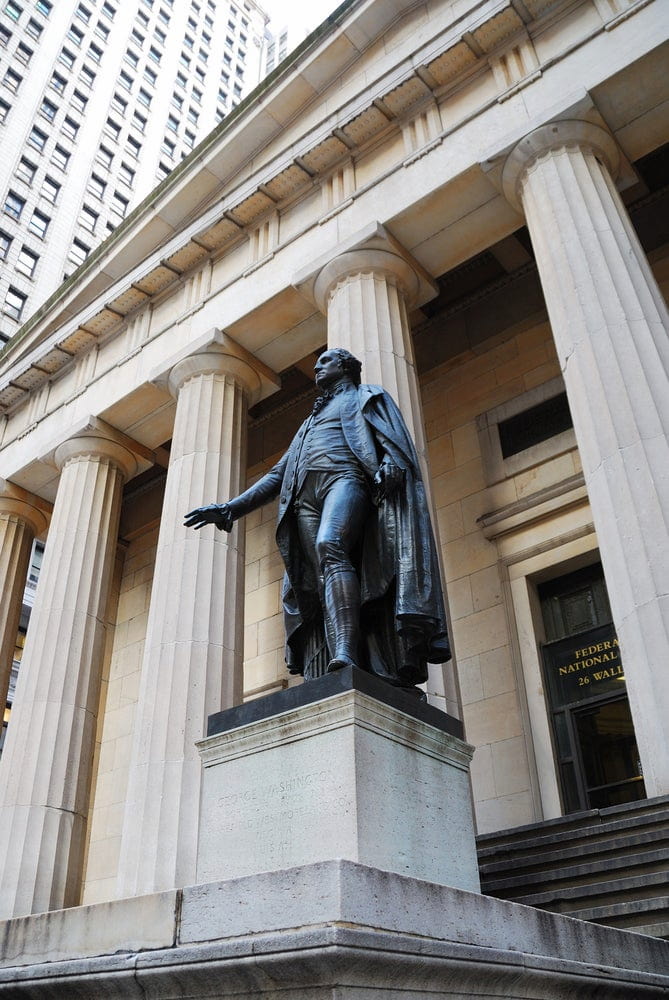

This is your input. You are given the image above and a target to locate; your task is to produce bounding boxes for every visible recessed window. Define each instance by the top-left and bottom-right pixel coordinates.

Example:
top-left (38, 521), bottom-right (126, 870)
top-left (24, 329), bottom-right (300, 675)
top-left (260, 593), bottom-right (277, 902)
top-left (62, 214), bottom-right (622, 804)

top-left (16, 41), bottom-right (33, 64)
top-left (187, 106), bottom-right (198, 125)
top-left (161, 136), bottom-right (175, 158)
top-left (0, 97), bottom-right (11, 122)
top-left (67, 23), bottom-right (84, 46)
top-left (101, 1), bottom-right (115, 18)
top-left (40, 175), bottom-right (60, 203)
top-left (58, 47), bottom-right (75, 68)
top-left (136, 8), bottom-right (149, 27)
top-left (157, 6), bottom-right (170, 24)
top-left (68, 237), bottom-right (89, 267)
top-left (50, 71), bottom-right (67, 93)
top-left (76, 3), bottom-right (91, 23)
top-left (131, 28), bottom-right (144, 47)
top-left (4, 2), bottom-right (23, 22)
top-left (95, 20), bottom-right (109, 42)
top-left (88, 173), bottom-right (106, 198)
top-left (154, 26), bottom-right (166, 44)
top-left (28, 208), bottom-right (49, 238)
top-left (0, 230), bottom-right (12, 260)
top-left (61, 116), bottom-right (79, 140)
top-left (176, 71), bottom-right (187, 89)
top-left (3, 287), bottom-right (26, 321)
top-left (126, 134), bottom-right (141, 158)
top-left (137, 87), bottom-right (151, 107)
top-left (119, 70), bottom-right (133, 91)
top-left (0, 24), bottom-right (12, 45)
top-left (3, 68), bottom-right (22, 93)
top-left (148, 45), bottom-right (161, 63)
top-left (118, 162), bottom-right (135, 186)
top-left (40, 97), bottom-right (58, 121)
top-left (111, 92), bottom-right (127, 116)
top-left (497, 392), bottom-right (573, 458)
top-left (192, 86), bottom-right (202, 104)
top-left (79, 65), bottom-right (96, 87)
top-left (28, 126), bottom-right (46, 151)
top-left (124, 48), bottom-right (139, 69)
top-left (156, 160), bottom-right (170, 180)
top-left (25, 17), bottom-right (41, 39)
top-left (15, 157), bottom-right (37, 184)
top-left (105, 117), bottom-right (121, 140)
top-left (51, 144), bottom-right (70, 170)
top-left (3, 190), bottom-right (24, 219)
top-left (184, 129), bottom-right (195, 148)
top-left (179, 52), bottom-right (191, 68)
top-left (35, 0), bottom-right (52, 15)
top-left (132, 110), bottom-right (146, 133)
top-left (195, 65), bottom-right (205, 83)
top-left (112, 191), bottom-right (129, 217)
top-left (88, 42), bottom-right (103, 63)
top-left (172, 93), bottom-right (183, 110)
top-left (96, 145), bottom-right (113, 168)
top-left (71, 89), bottom-right (87, 112)
top-left (79, 204), bottom-right (98, 232)
top-left (166, 114), bottom-right (178, 133)
top-left (144, 66), bottom-right (157, 85)
top-left (16, 245), bottom-right (38, 277)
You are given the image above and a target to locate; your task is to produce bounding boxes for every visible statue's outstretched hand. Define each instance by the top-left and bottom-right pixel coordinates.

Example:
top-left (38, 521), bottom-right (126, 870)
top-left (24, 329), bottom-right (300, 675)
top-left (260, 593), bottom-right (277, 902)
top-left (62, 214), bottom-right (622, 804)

top-left (184, 503), bottom-right (234, 532)
top-left (373, 461), bottom-right (404, 502)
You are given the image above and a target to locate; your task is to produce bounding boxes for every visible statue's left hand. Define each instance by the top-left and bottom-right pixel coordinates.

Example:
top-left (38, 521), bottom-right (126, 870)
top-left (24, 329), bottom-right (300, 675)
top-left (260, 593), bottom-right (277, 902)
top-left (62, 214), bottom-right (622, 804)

top-left (374, 462), bottom-right (404, 501)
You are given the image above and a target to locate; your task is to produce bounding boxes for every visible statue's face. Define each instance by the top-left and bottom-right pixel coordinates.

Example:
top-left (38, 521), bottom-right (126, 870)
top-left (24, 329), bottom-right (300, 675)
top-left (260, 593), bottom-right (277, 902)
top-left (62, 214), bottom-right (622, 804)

top-left (314, 350), bottom-right (344, 388)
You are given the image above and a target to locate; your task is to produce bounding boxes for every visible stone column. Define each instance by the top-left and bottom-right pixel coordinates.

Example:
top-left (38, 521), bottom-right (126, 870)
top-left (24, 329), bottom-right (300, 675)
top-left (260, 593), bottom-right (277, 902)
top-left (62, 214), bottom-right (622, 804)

top-left (0, 436), bottom-right (136, 918)
top-left (117, 335), bottom-right (277, 898)
top-left (501, 120), bottom-right (669, 796)
top-left (0, 485), bottom-right (50, 732)
top-left (302, 223), bottom-right (438, 480)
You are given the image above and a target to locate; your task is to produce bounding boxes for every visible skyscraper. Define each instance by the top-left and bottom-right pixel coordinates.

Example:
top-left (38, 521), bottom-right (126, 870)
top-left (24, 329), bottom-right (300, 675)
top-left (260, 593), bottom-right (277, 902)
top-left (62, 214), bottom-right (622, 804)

top-left (0, 0), bottom-right (269, 346)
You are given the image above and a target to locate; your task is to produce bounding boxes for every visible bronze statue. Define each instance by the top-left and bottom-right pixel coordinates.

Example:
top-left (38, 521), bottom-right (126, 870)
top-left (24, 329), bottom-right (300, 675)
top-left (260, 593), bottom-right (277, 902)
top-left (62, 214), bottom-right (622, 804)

top-left (185, 348), bottom-right (450, 692)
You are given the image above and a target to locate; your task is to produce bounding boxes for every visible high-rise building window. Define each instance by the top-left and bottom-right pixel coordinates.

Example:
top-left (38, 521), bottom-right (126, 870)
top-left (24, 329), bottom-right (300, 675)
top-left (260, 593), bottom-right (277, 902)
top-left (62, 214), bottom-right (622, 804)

top-left (111, 92), bottom-right (127, 116)
top-left (0, 230), bottom-right (12, 259)
top-left (132, 110), bottom-right (146, 133)
top-left (35, 0), bottom-right (52, 15)
top-left (27, 125), bottom-right (47, 150)
top-left (158, 7), bottom-right (170, 24)
top-left (28, 208), bottom-right (49, 238)
top-left (71, 89), bottom-right (87, 112)
top-left (187, 106), bottom-right (199, 125)
top-left (88, 42), bottom-right (103, 63)
top-left (4, 191), bottom-right (26, 220)
top-left (119, 70), bottom-right (133, 91)
top-left (16, 42), bottom-right (33, 64)
top-left (51, 144), bottom-right (70, 170)
top-left (125, 49), bottom-right (139, 69)
top-left (3, 68), bottom-right (23, 93)
top-left (105, 116), bottom-right (120, 140)
top-left (95, 21), bottom-right (109, 42)
top-left (40, 175), bottom-right (60, 203)
top-left (118, 162), bottom-right (135, 186)
top-left (40, 97), bottom-right (58, 121)
top-left (79, 204), bottom-right (98, 232)
top-left (1, 96), bottom-right (13, 121)
top-left (15, 157), bottom-right (37, 184)
top-left (148, 46), bottom-right (161, 64)
top-left (3, 287), bottom-right (27, 321)
top-left (192, 86), bottom-right (202, 104)
top-left (101, 1), bottom-right (115, 19)
top-left (154, 27), bottom-right (166, 45)
top-left (76, 4), bottom-right (91, 23)
top-left (96, 145), bottom-right (113, 168)
top-left (138, 87), bottom-right (151, 107)
top-left (4, 2), bottom-right (23, 23)
top-left (176, 71), bottom-right (187, 89)
top-left (87, 173), bottom-right (106, 198)
top-left (184, 129), bottom-right (195, 148)
top-left (126, 134), bottom-right (141, 159)
top-left (15, 245), bottom-right (38, 277)
top-left (161, 136), bottom-right (175, 158)
top-left (143, 66), bottom-right (157, 86)
top-left (0, 24), bottom-right (12, 45)
top-left (61, 115), bottom-right (79, 140)
top-left (131, 29), bottom-right (144, 48)
top-left (58, 47), bottom-right (75, 69)
top-left (68, 237), bottom-right (89, 266)
top-left (111, 191), bottom-right (128, 218)
top-left (79, 65), bottom-right (96, 87)
top-left (166, 114), bottom-right (178, 133)
top-left (50, 71), bottom-right (67, 94)
top-left (156, 160), bottom-right (170, 180)
top-left (25, 18), bottom-right (42, 39)
top-left (67, 24), bottom-right (84, 46)
top-left (179, 52), bottom-right (191, 69)
top-left (171, 92), bottom-right (183, 110)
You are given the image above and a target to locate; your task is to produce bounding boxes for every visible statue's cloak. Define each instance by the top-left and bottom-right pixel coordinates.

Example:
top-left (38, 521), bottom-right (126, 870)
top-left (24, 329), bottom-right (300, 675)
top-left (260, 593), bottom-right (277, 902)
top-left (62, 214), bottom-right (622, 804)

top-left (231, 384), bottom-right (450, 685)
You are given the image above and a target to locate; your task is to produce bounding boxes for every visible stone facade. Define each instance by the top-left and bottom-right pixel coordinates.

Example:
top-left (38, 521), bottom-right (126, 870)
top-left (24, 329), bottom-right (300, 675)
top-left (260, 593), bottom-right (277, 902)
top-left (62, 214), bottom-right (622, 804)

top-left (0, 0), bottom-right (667, 974)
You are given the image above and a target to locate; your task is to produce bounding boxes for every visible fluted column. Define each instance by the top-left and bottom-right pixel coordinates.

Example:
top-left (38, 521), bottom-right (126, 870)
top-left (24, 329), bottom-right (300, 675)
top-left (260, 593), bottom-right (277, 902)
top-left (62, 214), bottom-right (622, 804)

top-left (309, 228), bottom-right (437, 479)
top-left (502, 120), bottom-right (669, 796)
top-left (0, 437), bottom-right (136, 918)
top-left (117, 339), bottom-right (274, 898)
top-left (0, 485), bottom-right (50, 732)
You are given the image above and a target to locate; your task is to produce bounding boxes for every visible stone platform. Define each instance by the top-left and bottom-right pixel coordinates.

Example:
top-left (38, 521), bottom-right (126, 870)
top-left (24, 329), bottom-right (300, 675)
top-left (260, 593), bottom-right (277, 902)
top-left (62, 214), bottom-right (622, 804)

top-left (2, 860), bottom-right (668, 997)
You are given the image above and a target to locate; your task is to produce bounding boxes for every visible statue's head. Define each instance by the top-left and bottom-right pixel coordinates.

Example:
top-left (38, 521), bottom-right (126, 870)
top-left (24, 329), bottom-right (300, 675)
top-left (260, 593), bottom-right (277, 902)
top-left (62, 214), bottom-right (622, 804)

top-left (328, 348), bottom-right (362, 386)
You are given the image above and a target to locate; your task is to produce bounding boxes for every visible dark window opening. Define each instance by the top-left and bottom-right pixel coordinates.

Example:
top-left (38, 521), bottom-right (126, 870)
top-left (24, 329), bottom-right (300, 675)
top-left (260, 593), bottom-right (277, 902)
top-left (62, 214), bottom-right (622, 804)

top-left (498, 391), bottom-right (572, 459)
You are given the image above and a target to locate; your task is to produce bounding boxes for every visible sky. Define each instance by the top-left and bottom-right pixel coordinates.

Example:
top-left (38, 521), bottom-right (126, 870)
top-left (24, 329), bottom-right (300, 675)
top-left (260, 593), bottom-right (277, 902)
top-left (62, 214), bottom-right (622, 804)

top-left (262, 0), bottom-right (342, 43)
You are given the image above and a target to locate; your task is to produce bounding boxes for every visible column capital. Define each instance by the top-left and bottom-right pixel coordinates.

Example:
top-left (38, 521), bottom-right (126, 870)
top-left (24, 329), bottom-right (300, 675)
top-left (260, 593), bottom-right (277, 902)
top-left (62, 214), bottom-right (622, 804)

top-left (0, 480), bottom-right (50, 536)
top-left (151, 328), bottom-right (279, 405)
top-left (501, 120), bottom-right (620, 212)
top-left (292, 221), bottom-right (437, 315)
top-left (54, 434), bottom-right (138, 481)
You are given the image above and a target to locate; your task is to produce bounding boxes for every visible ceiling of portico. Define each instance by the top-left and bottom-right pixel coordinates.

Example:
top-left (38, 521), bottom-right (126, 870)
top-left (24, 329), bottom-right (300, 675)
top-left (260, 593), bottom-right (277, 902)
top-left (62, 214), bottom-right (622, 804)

top-left (0, 0), bottom-right (667, 480)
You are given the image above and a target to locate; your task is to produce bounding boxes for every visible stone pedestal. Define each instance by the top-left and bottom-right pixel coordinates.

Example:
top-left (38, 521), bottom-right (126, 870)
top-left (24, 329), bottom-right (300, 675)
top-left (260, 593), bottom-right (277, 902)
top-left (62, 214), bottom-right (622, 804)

top-left (197, 667), bottom-right (479, 890)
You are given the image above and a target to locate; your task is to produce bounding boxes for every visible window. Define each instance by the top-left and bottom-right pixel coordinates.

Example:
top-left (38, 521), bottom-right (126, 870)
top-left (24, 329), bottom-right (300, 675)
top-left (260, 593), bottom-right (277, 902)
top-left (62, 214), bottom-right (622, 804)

top-left (28, 208), bottom-right (49, 238)
top-left (143, 65), bottom-right (156, 86)
top-left (35, 0), bottom-right (52, 14)
top-left (195, 65), bottom-right (205, 83)
top-left (148, 45), bottom-right (161, 63)
top-left (131, 28), bottom-right (144, 47)
top-left (119, 70), bottom-right (133, 91)
top-left (15, 157), bottom-right (37, 184)
top-left (71, 89), bottom-right (87, 112)
top-left (184, 129), bottom-right (195, 148)
top-left (95, 20), bottom-right (109, 42)
top-left (50, 71), bottom-right (67, 94)
top-left (4, 191), bottom-right (25, 220)
top-left (16, 42), bottom-right (32, 64)
top-left (112, 191), bottom-right (128, 218)
top-left (131, 110), bottom-right (146, 133)
top-left (202, 31), bottom-right (211, 46)
top-left (3, 69), bottom-right (22, 93)
top-left (96, 145), bottom-right (113, 168)
top-left (16, 245), bottom-right (38, 277)
top-left (176, 71), bottom-right (187, 88)
top-left (179, 52), bottom-right (191, 68)
top-left (79, 204), bottom-right (98, 232)
top-left (61, 116), bottom-right (79, 140)
top-left (161, 136), bottom-right (175, 158)
top-left (198, 48), bottom-right (208, 64)
top-left (187, 15), bottom-right (196, 30)
top-left (51, 144), bottom-right (70, 170)
top-left (172, 92), bottom-right (183, 110)
top-left (25, 17), bottom-right (41, 39)
top-left (157, 6), bottom-right (170, 23)
top-left (0, 98), bottom-right (10, 123)
top-left (40, 175), bottom-right (59, 203)
top-left (124, 48), bottom-right (139, 68)
top-left (126, 134), bottom-right (141, 158)
top-left (67, 23), bottom-right (84, 46)
top-left (0, 230), bottom-right (12, 260)
top-left (137, 87), bottom-right (151, 107)
top-left (76, 3), bottom-right (91, 22)
top-left (167, 114), bottom-right (178, 133)
top-left (88, 42), bottom-right (103, 62)
top-left (40, 97), bottom-right (57, 121)
top-left (156, 160), bottom-right (170, 180)
top-left (58, 47), bottom-right (75, 69)
top-left (101, 1), bottom-right (115, 18)
top-left (0, 25), bottom-right (12, 45)
top-left (3, 287), bottom-right (26, 321)
top-left (118, 162), bottom-right (135, 186)
top-left (79, 65), bottom-right (96, 87)
top-left (136, 8), bottom-right (149, 27)
top-left (27, 125), bottom-right (46, 150)
top-left (105, 116), bottom-right (120, 140)
top-left (154, 26), bottom-right (165, 44)
top-left (192, 86), bottom-right (202, 104)
top-left (4, 2), bottom-right (23, 22)
top-left (68, 237), bottom-right (89, 267)
top-left (187, 106), bottom-right (199, 125)
top-left (88, 173), bottom-right (106, 198)
top-left (111, 92), bottom-right (127, 116)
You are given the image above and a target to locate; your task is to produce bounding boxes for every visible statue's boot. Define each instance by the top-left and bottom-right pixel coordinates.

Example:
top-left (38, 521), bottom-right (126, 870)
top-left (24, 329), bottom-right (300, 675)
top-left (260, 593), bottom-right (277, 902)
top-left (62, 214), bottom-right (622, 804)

top-left (322, 564), bottom-right (360, 672)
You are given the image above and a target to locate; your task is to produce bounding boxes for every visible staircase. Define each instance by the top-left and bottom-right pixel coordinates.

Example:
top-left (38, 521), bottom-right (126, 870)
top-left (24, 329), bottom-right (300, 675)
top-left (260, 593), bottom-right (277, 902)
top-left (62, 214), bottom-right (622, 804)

top-left (477, 795), bottom-right (669, 938)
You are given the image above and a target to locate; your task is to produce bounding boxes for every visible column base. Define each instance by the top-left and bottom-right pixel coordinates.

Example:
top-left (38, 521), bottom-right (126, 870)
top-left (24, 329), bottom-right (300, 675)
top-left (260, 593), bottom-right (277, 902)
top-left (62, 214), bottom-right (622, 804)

top-left (197, 667), bottom-right (478, 890)
top-left (1, 861), bottom-right (668, 998)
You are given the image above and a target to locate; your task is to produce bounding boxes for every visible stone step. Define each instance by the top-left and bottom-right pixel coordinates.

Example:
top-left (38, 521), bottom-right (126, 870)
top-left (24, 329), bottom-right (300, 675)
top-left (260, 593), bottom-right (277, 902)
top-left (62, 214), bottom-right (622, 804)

top-left (482, 847), bottom-right (669, 894)
top-left (566, 895), bottom-right (669, 927)
top-left (514, 870), bottom-right (669, 910)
